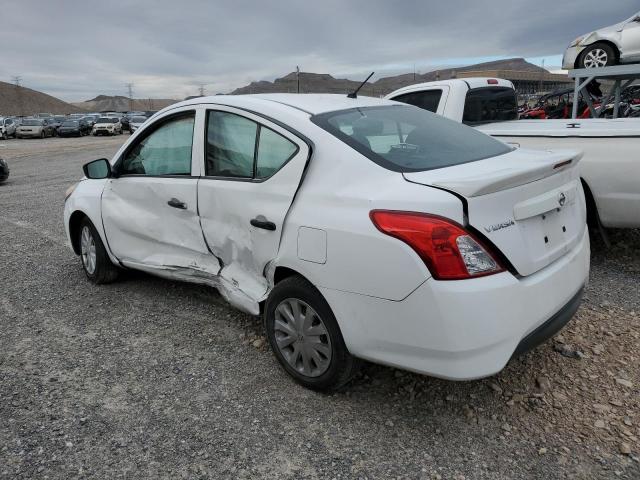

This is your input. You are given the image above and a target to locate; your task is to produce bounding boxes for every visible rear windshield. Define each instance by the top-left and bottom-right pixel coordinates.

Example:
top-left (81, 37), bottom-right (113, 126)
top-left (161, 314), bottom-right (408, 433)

top-left (462, 87), bottom-right (518, 125)
top-left (62, 121), bottom-right (79, 127)
top-left (311, 105), bottom-right (512, 173)
top-left (22, 119), bottom-right (43, 126)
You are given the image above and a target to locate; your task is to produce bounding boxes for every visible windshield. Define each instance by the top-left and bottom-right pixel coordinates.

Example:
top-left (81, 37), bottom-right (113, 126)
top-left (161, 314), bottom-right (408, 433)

top-left (97, 117), bottom-right (116, 123)
top-left (62, 121), bottom-right (79, 127)
top-left (311, 105), bottom-right (512, 173)
top-left (131, 116), bottom-right (147, 122)
top-left (22, 119), bottom-right (43, 126)
top-left (54, 116), bottom-right (66, 122)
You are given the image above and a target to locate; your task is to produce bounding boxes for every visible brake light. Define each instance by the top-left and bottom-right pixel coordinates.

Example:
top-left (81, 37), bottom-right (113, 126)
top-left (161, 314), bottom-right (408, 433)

top-left (370, 211), bottom-right (504, 280)
top-left (487, 79), bottom-right (499, 85)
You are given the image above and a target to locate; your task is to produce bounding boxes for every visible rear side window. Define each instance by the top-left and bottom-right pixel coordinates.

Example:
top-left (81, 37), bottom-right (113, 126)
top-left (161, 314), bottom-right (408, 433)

top-left (391, 89), bottom-right (443, 113)
top-left (205, 111), bottom-right (298, 180)
top-left (312, 105), bottom-right (512, 173)
top-left (462, 87), bottom-right (518, 125)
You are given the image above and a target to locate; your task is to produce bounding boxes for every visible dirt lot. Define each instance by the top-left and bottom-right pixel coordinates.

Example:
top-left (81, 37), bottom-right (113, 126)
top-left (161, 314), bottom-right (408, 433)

top-left (0, 136), bottom-right (638, 479)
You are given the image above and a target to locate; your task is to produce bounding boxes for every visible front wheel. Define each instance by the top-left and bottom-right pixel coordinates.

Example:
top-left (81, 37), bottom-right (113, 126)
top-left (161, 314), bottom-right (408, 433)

top-left (580, 43), bottom-right (616, 69)
top-left (264, 275), bottom-right (360, 392)
top-left (78, 218), bottom-right (119, 284)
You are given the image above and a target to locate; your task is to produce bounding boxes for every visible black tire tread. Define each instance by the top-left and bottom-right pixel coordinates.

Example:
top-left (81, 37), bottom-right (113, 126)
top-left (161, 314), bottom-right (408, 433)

top-left (79, 218), bottom-right (119, 284)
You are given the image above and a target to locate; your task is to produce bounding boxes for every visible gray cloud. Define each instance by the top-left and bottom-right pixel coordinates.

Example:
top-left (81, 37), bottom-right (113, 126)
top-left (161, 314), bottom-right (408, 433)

top-left (0, 0), bottom-right (637, 101)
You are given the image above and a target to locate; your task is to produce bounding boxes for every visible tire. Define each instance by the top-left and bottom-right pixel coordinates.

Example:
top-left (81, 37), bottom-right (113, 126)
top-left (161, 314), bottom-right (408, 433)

top-left (580, 43), bottom-right (616, 69)
top-left (264, 275), bottom-right (361, 392)
top-left (40, 130), bottom-right (45, 139)
top-left (1, 131), bottom-right (7, 140)
top-left (78, 218), bottom-right (119, 284)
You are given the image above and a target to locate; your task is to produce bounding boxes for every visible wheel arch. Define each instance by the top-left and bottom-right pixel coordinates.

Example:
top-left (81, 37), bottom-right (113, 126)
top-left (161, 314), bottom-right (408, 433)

top-left (576, 40), bottom-right (620, 68)
top-left (580, 177), bottom-right (602, 228)
top-left (68, 210), bottom-right (89, 255)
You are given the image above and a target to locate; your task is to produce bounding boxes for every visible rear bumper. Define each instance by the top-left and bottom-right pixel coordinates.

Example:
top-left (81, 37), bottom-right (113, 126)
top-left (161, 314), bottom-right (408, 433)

top-left (320, 229), bottom-right (590, 380)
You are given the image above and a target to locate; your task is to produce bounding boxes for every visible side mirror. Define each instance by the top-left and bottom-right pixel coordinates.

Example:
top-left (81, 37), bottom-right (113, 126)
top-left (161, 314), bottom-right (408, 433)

top-left (83, 158), bottom-right (112, 179)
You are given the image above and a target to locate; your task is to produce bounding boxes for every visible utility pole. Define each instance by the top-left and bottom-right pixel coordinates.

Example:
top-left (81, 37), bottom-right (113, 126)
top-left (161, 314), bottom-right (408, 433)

top-left (12, 76), bottom-right (23, 116)
top-left (296, 66), bottom-right (300, 94)
top-left (198, 84), bottom-right (206, 97)
top-left (126, 83), bottom-right (134, 111)
top-left (538, 59), bottom-right (545, 94)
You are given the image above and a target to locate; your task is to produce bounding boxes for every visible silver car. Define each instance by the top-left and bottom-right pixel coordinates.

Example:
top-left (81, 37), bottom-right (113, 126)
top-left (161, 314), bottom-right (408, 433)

top-left (563, 11), bottom-right (640, 69)
top-left (0, 117), bottom-right (18, 139)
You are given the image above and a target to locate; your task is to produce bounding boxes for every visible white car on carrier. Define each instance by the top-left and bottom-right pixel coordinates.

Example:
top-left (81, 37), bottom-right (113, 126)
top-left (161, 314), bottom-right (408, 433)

top-left (64, 94), bottom-right (590, 391)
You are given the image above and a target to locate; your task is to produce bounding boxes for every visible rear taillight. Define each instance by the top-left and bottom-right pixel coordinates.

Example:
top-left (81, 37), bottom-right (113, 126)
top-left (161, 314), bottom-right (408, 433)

top-left (370, 211), bottom-right (504, 280)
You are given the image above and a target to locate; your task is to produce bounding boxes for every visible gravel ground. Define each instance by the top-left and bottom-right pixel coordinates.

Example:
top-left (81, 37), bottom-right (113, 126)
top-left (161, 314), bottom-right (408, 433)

top-left (0, 136), bottom-right (638, 480)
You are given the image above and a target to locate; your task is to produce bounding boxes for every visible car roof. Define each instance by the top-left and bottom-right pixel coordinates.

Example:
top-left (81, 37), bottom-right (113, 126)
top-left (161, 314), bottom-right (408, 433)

top-left (169, 93), bottom-right (397, 116)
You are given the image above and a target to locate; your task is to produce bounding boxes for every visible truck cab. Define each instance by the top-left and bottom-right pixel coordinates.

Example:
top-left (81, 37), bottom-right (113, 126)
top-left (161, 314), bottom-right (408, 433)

top-left (386, 78), bottom-right (518, 125)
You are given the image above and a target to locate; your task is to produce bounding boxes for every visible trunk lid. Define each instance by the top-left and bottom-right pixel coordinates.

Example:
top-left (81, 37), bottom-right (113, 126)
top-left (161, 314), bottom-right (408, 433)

top-left (403, 148), bottom-right (586, 277)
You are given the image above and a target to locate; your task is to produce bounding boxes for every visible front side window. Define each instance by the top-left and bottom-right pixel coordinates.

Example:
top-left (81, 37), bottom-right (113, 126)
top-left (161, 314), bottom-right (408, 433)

top-left (392, 89), bottom-right (443, 113)
top-left (462, 87), bottom-right (518, 125)
top-left (119, 113), bottom-right (195, 176)
top-left (206, 111), bottom-right (298, 179)
top-left (312, 105), bottom-right (512, 173)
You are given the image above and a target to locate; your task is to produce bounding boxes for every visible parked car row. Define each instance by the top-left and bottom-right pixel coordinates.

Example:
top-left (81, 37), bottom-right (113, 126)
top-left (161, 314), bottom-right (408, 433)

top-left (0, 112), bottom-right (150, 140)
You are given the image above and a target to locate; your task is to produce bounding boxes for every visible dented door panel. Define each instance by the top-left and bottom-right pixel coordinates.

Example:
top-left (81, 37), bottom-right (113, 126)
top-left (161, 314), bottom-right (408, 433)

top-left (102, 177), bottom-right (220, 274)
top-left (197, 108), bottom-right (310, 311)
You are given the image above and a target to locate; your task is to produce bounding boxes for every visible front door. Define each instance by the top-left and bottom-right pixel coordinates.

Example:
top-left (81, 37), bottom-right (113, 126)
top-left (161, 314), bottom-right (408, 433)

top-left (621, 16), bottom-right (640, 61)
top-left (197, 108), bottom-right (310, 309)
top-left (102, 109), bottom-right (220, 276)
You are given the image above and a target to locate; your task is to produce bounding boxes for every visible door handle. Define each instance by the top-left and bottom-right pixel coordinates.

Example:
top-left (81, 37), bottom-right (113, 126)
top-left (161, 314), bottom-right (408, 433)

top-left (250, 217), bottom-right (276, 231)
top-left (167, 198), bottom-right (187, 210)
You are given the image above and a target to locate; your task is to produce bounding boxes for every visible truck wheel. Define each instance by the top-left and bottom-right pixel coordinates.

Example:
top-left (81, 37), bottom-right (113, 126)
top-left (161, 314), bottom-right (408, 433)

top-left (580, 43), bottom-right (616, 69)
top-left (264, 275), bottom-right (361, 392)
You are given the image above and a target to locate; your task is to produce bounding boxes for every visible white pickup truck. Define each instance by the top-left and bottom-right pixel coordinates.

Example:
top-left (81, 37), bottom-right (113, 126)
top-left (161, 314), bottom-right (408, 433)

top-left (385, 78), bottom-right (640, 231)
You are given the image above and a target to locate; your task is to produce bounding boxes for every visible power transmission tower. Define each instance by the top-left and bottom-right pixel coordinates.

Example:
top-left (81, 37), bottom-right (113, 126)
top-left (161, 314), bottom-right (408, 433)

top-left (126, 83), bottom-right (134, 111)
top-left (12, 76), bottom-right (24, 116)
top-left (199, 84), bottom-right (206, 96)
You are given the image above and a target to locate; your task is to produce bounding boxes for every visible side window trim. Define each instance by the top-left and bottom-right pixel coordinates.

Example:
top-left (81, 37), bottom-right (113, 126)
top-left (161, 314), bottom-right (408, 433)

top-left (113, 110), bottom-right (197, 177)
top-left (203, 109), bottom-right (300, 183)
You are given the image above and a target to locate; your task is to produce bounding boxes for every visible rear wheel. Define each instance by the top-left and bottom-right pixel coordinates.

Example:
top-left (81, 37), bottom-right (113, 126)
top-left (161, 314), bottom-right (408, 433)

top-left (264, 275), bottom-right (360, 392)
top-left (580, 43), bottom-right (616, 69)
top-left (78, 218), bottom-right (119, 284)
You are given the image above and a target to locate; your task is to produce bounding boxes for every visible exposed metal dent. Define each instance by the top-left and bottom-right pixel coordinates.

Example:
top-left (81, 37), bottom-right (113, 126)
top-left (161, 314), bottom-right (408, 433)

top-left (120, 260), bottom-right (260, 315)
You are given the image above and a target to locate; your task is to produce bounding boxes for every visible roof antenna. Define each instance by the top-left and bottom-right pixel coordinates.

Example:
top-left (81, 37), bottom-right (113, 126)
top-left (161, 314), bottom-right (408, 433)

top-left (347, 72), bottom-right (374, 99)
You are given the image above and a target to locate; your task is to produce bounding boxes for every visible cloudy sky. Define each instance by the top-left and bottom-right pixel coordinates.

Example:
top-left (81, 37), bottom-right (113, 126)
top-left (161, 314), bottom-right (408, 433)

top-left (1, 0), bottom-right (638, 102)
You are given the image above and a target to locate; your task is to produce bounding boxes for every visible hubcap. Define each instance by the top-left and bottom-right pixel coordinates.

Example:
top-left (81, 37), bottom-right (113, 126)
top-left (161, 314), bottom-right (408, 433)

top-left (273, 298), bottom-right (332, 377)
top-left (584, 49), bottom-right (608, 68)
top-left (80, 226), bottom-right (97, 275)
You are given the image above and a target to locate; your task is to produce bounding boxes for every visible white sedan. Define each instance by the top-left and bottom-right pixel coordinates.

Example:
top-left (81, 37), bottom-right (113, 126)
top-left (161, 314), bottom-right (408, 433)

top-left (64, 94), bottom-right (590, 391)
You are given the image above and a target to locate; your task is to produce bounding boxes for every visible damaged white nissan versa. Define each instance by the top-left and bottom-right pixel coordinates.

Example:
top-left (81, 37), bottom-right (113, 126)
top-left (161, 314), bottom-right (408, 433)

top-left (63, 94), bottom-right (590, 391)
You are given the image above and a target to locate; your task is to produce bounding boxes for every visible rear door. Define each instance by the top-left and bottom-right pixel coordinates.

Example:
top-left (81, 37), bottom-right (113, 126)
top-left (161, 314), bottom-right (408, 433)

top-left (621, 15), bottom-right (640, 60)
top-left (102, 108), bottom-right (220, 276)
top-left (404, 148), bottom-right (586, 276)
top-left (197, 107), bottom-right (310, 303)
